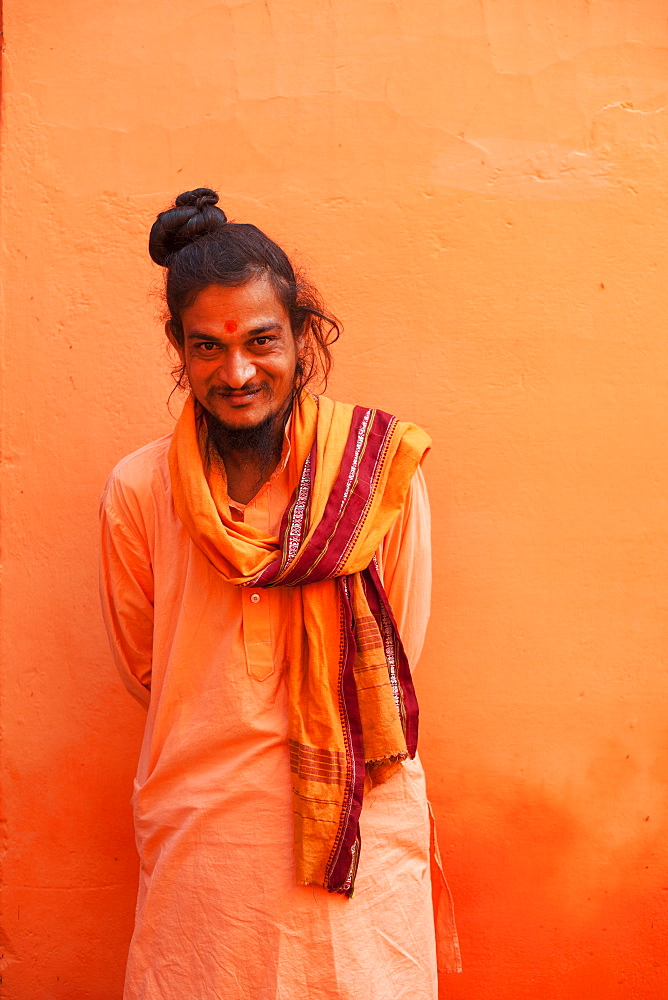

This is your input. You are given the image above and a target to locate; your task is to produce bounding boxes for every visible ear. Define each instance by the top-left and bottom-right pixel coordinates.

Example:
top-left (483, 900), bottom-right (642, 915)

top-left (165, 320), bottom-right (185, 360)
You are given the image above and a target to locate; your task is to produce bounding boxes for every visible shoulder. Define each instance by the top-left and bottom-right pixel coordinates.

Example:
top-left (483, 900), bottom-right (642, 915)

top-left (100, 434), bottom-right (172, 528)
top-left (321, 396), bottom-right (430, 445)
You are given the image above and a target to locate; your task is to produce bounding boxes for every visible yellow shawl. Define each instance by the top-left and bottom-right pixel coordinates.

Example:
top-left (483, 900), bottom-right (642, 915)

top-left (169, 391), bottom-right (430, 894)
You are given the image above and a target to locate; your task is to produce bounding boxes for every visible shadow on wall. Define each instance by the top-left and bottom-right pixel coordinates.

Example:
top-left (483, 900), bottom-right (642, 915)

top-left (434, 763), bottom-right (668, 999)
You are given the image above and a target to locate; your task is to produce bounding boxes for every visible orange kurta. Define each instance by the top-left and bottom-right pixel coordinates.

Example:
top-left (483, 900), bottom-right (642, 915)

top-left (100, 428), bottom-right (455, 1000)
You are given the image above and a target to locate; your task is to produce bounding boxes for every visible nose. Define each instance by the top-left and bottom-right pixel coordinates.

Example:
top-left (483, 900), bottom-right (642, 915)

top-left (220, 349), bottom-right (257, 388)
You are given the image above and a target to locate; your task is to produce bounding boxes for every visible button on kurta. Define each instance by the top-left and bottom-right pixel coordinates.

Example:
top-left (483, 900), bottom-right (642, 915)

top-left (241, 586), bottom-right (273, 680)
top-left (236, 471), bottom-right (284, 681)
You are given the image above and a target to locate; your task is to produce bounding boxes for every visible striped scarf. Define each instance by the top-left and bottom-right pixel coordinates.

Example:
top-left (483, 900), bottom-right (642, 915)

top-left (169, 391), bottom-right (431, 895)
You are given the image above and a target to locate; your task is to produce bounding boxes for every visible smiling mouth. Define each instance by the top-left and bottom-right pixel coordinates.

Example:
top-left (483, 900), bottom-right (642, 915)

top-left (209, 385), bottom-right (266, 407)
top-left (225, 391), bottom-right (259, 405)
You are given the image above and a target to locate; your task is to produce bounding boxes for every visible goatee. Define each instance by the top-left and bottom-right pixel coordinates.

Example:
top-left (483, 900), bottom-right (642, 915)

top-left (202, 405), bottom-right (288, 475)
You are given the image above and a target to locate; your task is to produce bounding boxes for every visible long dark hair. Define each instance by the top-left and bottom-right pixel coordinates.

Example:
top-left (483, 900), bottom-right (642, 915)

top-left (149, 188), bottom-right (341, 394)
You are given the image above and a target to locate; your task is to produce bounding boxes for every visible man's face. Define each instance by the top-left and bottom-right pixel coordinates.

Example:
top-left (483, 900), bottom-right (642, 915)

top-left (172, 277), bottom-right (301, 430)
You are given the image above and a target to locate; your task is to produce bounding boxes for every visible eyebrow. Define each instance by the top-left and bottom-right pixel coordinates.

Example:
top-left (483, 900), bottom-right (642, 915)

top-left (186, 323), bottom-right (282, 342)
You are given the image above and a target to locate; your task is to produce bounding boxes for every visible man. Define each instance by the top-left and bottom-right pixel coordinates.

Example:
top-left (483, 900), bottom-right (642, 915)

top-left (100, 188), bottom-right (459, 999)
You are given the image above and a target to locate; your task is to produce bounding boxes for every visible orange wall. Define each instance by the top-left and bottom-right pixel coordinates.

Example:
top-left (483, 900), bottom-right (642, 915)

top-left (2, 1), bottom-right (668, 997)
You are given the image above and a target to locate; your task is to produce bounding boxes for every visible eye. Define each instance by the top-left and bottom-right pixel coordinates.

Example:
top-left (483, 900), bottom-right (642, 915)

top-left (195, 341), bottom-right (219, 352)
top-left (252, 336), bottom-right (274, 347)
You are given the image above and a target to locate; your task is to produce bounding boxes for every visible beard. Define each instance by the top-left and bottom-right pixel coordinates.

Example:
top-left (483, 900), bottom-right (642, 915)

top-left (201, 394), bottom-right (291, 477)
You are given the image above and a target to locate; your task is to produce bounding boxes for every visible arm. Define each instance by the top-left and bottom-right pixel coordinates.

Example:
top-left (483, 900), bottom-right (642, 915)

top-left (377, 465), bottom-right (432, 670)
top-left (99, 481), bottom-right (154, 707)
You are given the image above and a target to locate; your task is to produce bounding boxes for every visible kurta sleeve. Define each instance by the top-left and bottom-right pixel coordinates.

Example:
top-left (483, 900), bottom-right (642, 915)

top-left (377, 465), bottom-right (432, 670)
top-left (99, 480), bottom-right (154, 707)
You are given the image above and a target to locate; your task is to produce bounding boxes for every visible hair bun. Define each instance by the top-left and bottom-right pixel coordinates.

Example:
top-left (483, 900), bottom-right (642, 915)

top-left (175, 187), bottom-right (221, 212)
top-left (149, 187), bottom-right (228, 266)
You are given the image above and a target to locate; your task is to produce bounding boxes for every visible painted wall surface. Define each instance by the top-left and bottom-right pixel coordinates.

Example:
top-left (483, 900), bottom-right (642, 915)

top-left (2, 1), bottom-right (668, 997)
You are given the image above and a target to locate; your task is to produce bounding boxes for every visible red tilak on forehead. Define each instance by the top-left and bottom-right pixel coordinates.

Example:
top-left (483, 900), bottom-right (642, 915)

top-left (224, 320), bottom-right (238, 333)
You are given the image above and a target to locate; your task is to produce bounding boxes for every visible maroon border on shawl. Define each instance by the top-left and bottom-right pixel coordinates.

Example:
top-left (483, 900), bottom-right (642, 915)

top-left (254, 439), bottom-right (318, 586)
top-left (324, 577), bottom-right (366, 895)
top-left (363, 561), bottom-right (419, 757)
top-left (274, 407), bottom-right (396, 586)
top-left (274, 405), bottom-right (373, 583)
